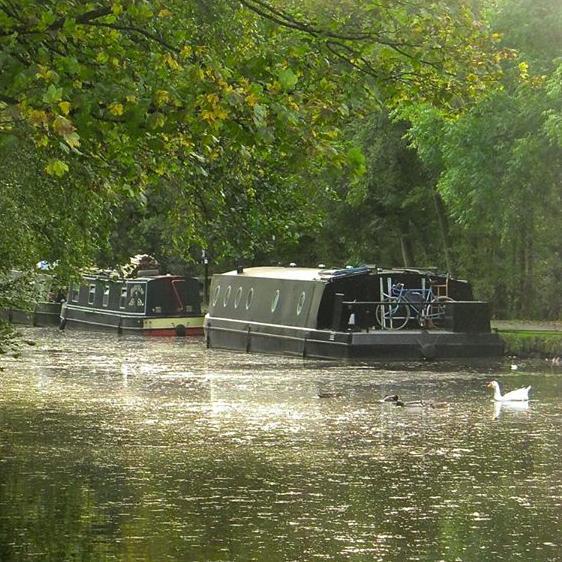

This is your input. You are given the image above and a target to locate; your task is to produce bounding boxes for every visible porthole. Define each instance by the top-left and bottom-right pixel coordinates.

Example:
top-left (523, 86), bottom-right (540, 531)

top-left (223, 285), bottom-right (232, 307)
top-left (102, 284), bottom-right (110, 307)
top-left (88, 284), bottom-right (96, 305)
top-left (71, 283), bottom-right (80, 303)
top-left (119, 286), bottom-right (127, 310)
top-left (271, 289), bottom-right (280, 313)
top-left (234, 287), bottom-right (243, 308)
top-left (296, 291), bottom-right (306, 315)
top-left (211, 285), bottom-right (221, 306)
top-left (246, 287), bottom-right (254, 310)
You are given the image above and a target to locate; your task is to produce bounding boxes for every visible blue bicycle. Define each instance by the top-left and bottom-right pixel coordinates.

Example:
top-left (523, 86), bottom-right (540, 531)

top-left (376, 282), bottom-right (453, 330)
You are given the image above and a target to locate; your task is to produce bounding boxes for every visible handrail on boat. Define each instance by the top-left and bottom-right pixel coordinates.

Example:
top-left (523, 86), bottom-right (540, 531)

top-left (333, 296), bottom-right (455, 332)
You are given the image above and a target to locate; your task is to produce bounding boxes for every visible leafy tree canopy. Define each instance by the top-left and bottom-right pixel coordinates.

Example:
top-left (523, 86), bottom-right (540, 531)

top-left (0, 0), bottom-right (510, 333)
top-left (0, 1), bottom-right (505, 268)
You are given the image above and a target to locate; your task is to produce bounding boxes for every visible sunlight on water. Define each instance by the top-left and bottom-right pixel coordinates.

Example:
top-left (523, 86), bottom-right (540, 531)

top-left (0, 328), bottom-right (560, 561)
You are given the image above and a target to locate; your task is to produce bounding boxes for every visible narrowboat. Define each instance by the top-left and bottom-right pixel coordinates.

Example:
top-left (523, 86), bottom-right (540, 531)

top-left (204, 265), bottom-right (504, 359)
top-left (60, 272), bottom-right (204, 336)
top-left (2, 302), bottom-right (62, 326)
top-left (1, 271), bottom-right (63, 326)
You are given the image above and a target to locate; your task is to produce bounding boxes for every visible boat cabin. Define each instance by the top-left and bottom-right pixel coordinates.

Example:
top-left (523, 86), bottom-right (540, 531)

top-left (68, 274), bottom-right (202, 316)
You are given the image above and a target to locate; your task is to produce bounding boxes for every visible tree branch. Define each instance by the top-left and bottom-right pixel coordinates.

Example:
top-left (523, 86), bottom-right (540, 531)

top-left (0, 93), bottom-right (19, 105)
top-left (0, 6), bottom-right (112, 36)
top-left (239, 0), bottom-right (373, 41)
top-left (85, 21), bottom-right (180, 53)
top-left (325, 41), bottom-right (379, 79)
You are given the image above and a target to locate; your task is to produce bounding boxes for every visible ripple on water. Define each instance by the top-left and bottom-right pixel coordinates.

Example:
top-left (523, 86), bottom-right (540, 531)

top-left (0, 328), bottom-right (560, 561)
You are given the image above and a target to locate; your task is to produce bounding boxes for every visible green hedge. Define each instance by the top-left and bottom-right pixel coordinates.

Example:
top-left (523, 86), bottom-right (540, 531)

top-left (498, 330), bottom-right (562, 356)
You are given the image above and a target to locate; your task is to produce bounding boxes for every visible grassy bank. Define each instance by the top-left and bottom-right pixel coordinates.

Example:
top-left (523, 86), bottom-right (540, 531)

top-left (492, 321), bottom-right (562, 357)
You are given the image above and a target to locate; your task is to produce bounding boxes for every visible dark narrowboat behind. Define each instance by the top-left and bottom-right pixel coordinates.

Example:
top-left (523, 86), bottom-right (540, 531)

top-left (61, 272), bottom-right (204, 336)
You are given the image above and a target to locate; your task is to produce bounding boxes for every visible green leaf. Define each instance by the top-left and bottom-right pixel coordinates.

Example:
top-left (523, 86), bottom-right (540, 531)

top-left (38, 11), bottom-right (56, 31)
top-left (42, 84), bottom-right (63, 104)
top-left (45, 159), bottom-right (69, 177)
top-left (346, 146), bottom-right (366, 176)
top-left (278, 68), bottom-right (298, 91)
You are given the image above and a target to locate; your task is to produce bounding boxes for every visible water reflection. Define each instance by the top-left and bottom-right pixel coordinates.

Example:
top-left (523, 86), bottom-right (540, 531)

top-left (493, 400), bottom-right (530, 420)
top-left (0, 328), bottom-right (560, 562)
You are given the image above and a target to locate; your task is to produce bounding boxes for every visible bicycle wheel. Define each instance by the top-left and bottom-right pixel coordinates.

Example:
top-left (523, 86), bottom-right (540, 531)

top-left (424, 296), bottom-right (454, 328)
top-left (376, 301), bottom-right (410, 330)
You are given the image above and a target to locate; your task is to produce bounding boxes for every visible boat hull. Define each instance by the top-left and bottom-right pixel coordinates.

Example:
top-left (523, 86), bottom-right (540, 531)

top-left (61, 304), bottom-right (204, 336)
top-left (2, 302), bottom-right (62, 327)
top-left (204, 318), bottom-right (504, 360)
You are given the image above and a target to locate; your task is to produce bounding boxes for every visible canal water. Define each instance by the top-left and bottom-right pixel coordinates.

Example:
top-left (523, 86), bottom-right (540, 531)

top-left (0, 328), bottom-right (560, 562)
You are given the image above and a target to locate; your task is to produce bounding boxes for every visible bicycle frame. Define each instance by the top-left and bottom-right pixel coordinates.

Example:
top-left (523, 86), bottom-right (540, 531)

top-left (377, 281), bottom-right (451, 330)
top-left (392, 284), bottom-right (435, 320)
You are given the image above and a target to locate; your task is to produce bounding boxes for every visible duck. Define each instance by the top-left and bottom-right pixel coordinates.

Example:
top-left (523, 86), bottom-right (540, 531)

top-left (427, 401), bottom-right (449, 409)
top-left (487, 380), bottom-right (531, 402)
top-left (381, 395), bottom-right (448, 409)
top-left (395, 399), bottom-right (424, 408)
top-left (380, 394), bottom-right (400, 403)
top-left (317, 391), bottom-right (344, 399)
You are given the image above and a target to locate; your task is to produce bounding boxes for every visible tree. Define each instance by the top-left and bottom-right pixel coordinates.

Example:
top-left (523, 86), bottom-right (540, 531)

top-left (403, 0), bottom-right (562, 318)
top-left (297, 112), bottom-right (442, 270)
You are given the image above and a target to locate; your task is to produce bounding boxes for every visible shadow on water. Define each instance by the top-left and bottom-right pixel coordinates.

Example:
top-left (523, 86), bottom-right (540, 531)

top-left (0, 328), bottom-right (560, 561)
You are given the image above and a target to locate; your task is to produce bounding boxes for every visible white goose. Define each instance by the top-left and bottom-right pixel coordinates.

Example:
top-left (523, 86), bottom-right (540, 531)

top-left (487, 380), bottom-right (531, 402)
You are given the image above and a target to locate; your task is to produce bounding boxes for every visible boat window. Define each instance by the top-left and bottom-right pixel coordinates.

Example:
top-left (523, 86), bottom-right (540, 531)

top-left (234, 287), bottom-right (243, 308)
top-left (119, 286), bottom-right (127, 309)
top-left (223, 285), bottom-right (232, 307)
top-left (246, 288), bottom-right (254, 310)
top-left (88, 284), bottom-right (96, 305)
top-left (271, 289), bottom-right (280, 313)
top-left (102, 284), bottom-right (110, 307)
top-left (296, 291), bottom-right (306, 315)
top-left (127, 283), bottom-right (145, 311)
top-left (168, 278), bottom-right (201, 315)
top-left (71, 283), bottom-right (79, 303)
top-left (211, 285), bottom-right (220, 307)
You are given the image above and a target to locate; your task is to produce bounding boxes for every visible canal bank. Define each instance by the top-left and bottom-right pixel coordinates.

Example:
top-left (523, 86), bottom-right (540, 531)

top-left (492, 320), bottom-right (562, 357)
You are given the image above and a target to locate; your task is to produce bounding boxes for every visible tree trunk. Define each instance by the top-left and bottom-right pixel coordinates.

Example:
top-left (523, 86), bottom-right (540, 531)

top-left (521, 225), bottom-right (534, 318)
top-left (399, 225), bottom-right (415, 267)
top-left (432, 190), bottom-right (454, 273)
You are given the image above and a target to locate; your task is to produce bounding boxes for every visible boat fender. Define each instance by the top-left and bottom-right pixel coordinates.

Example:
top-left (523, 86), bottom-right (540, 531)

top-left (245, 325), bottom-right (251, 353)
top-left (175, 324), bottom-right (186, 337)
top-left (420, 342), bottom-right (436, 360)
top-left (59, 317), bottom-right (67, 330)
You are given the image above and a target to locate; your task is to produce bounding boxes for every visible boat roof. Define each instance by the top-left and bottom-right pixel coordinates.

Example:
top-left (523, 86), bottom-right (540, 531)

top-left (82, 273), bottom-right (185, 282)
top-left (220, 266), bottom-right (371, 282)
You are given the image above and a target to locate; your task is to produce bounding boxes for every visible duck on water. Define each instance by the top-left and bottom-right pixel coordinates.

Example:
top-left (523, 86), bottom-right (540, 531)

top-left (380, 394), bottom-right (448, 409)
top-left (487, 380), bottom-right (531, 402)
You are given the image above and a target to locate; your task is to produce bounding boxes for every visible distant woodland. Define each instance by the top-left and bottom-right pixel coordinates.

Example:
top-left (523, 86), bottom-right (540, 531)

top-left (1, 0), bottom-right (560, 320)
